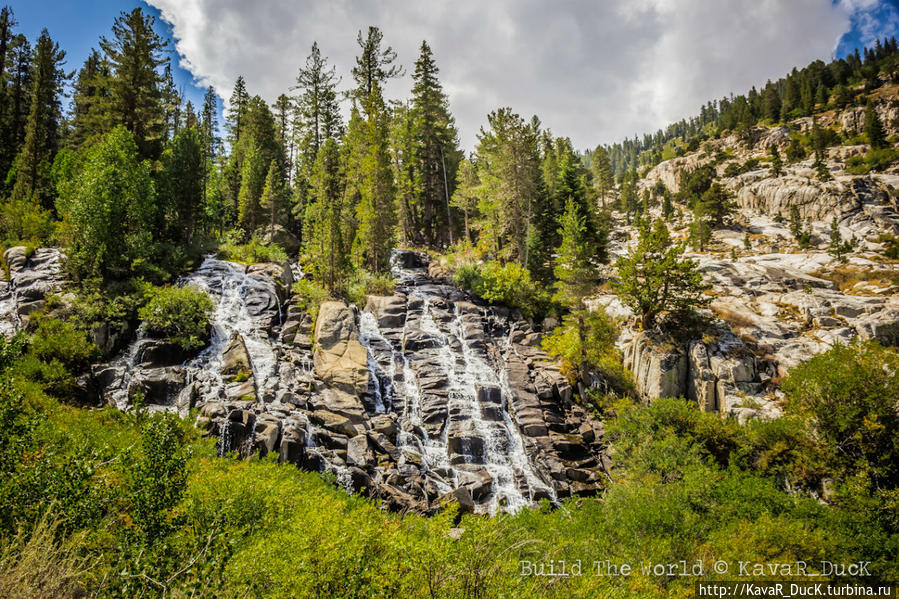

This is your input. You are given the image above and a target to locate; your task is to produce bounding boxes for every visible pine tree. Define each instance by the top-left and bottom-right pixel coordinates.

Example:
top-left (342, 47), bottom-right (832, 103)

top-left (450, 157), bottom-right (480, 244)
top-left (99, 8), bottom-right (168, 160)
top-left (829, 216), bottom-right (849, 262)
top-left (410, 40), bottom-right (459, 247)
top-left (70, 49), bottom-right (111, 148)
top-left (789, 206), bottom-right (802, 239)
top-left (199, 86), bottom-right (219, 200)
top-left (159, 127), bottom-right (204, 244)
top-left (304, 137), bottom-right (348, 292)
top-left (160, 64), bottom-right (181, 143)
top-left (10, 29), bottom-right (67, 211)
top-left (236, 136), bottom-right (267, 234)
top-left (260, 161), bottom-right (286, 232)
top-left (591, 145), bottom-right (613, 208)
top-left (550, 196), bottom-right (599, 381)
top-left (227, 75), bottom-right (249, 144)
top-left (351, 26), bottom-right (403, 110)
top-left (865, 100), bottom-right (887, 149)
top-left (353, 83), bottom-right (397, 273)
top-left (614, 219), bottom-right (711, 330)
top-left (475, 108), bottom-right (542, 265)
top-left (1, 33), bottom-right (31, 185)
top-left (763, 82), bottom-right (781, 121)
top-left (769, 145), bottom-right (784, 176)
top-left (293, 42), bottom-right (342, 156)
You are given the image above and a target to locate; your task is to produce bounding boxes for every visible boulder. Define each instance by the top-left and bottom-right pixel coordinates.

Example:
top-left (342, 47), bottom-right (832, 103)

top-left (256, 224), bottom-right (301, 254)
top-left (313, 302), bottom-right (369, 399)
top-left (128, 367), bottom-right (186, 405)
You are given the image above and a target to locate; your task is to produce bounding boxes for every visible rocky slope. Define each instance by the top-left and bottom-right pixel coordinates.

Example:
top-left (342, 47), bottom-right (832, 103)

top-left (596, 96), bottom-right (899, 420)
top-left (81, 250), bottom-right (608, 514)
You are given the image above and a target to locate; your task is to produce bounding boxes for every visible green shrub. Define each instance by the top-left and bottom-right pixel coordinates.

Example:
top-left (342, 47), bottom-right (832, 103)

top-left (292, 279), bottom-right (331, 327)
top-left (345, 269), bottom-right (395, 307)
top-left (782, 340), bottom-right (899, 489)
top-left (125, 412), bottom-right (190, 543)
top-left (453, 261), bottom-right (550, 321)
top-left (846, 148), bottom-right (899, 174)
top-left (541, 308), bottom-right (632, 398)
top-left (218, 231), bottom-right (288, 264)
top-left (138, 285), bottom-right (214, 350)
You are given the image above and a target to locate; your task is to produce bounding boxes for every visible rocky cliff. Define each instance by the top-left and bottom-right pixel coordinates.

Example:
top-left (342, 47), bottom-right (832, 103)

top-left (77, 250), bottom-right (608, 514)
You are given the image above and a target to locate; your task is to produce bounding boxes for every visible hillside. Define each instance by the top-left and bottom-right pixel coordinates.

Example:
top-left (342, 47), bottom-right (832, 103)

top-left (1, 4), bottom-right (898, 597)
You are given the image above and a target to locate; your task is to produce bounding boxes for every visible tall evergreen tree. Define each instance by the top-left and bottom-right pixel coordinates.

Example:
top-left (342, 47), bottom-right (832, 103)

top-left (159, 126), bottom-right (204, 244)
top-left (70, 49), bottom-right (111, 148)
top-left (227, 75), bottom-right (249, 144)
top-left (260, 160), bottom-right (286, 232)
top-left (236, 136), bottom-right (267, 234)
top-left (865, 100), bottom-right (887, 149)
top-left (769, 145), bottom-right (784, 177)
top-left (591, 145), bottom-right (613, 208)
top-left (409, 40), bottom-right (458, 247)
top-left (11, 29), bottom-right (67, 211)
top-left (293, 42), bottom-right (342, 156)
top-left (353, 83), bottom-right (396, 273)
top-left (351, 26), bottom-right (403, 110)
top-left (450, 157), bottom-right (480, 244)
top-left (551, 196), bottom-right (598, 381)
top-left (1, 33), bottom-right (31, 184)
top-left (304, 137), bottom-right (348, 292)
top-left (475, 107), bottom-right (542, 266)
top-left (99, 8), bottom-right (168, 160)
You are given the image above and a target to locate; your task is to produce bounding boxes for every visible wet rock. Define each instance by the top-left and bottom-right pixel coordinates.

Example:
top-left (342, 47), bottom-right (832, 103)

top-left (128, 367), bottom-right (186, 405)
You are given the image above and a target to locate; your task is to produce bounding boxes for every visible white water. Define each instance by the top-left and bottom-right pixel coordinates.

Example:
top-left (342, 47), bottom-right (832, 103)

top-left (181, 258), bottom-right (280, 405)
top-left (109, 257), bottom-right (282, 411)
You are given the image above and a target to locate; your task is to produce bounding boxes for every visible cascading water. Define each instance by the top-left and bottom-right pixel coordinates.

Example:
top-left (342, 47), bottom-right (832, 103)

top-left (181, 258), bottom-right (280, 405)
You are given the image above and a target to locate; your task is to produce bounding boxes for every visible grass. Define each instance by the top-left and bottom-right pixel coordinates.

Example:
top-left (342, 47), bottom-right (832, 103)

top-left (811, 265), bottom-right (899, 294)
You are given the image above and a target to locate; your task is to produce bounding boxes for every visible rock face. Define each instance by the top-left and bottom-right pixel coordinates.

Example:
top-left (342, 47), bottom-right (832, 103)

top-left (620, 325), bottom-right (768, 420)
top-left (256, 224), bottom-right (301, 253)
top-left (94, 250), bottom-right (608, 514)
top-left (1, 247), bottom-right (66, 335)
top-left (313, 301), bottom-right (369, 414)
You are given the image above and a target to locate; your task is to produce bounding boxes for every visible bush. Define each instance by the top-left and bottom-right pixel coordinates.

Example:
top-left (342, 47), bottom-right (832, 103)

top-left (292, 279), bottom-right (332, 327)
top-left (846, 148), bottom-right (899, 174)
top-left (453, 261), bottom-right (550, 322)
top-left (782, 340), bottom-right (899, 489)
top-left (138, 285), bottom-right (214, 350)
top-left (218, 231), bottom-right (288, 264)
top-left (345, 269), bottom-right (395, 307)
top-left (541, 308), bottom-right (632, 398)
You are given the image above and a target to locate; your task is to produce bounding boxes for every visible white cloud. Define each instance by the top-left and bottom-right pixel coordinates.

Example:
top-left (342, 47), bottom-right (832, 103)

top-left (149, 0), bottom-right (869, 150)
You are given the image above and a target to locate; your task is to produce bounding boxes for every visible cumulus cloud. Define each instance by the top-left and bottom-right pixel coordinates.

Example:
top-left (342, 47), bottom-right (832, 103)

top-left (148, 0), bottom-right (885, 150)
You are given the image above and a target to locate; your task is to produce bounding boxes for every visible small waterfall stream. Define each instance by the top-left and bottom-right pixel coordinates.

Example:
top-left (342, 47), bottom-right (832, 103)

top-left (181, 258), bottom-right (280, 405)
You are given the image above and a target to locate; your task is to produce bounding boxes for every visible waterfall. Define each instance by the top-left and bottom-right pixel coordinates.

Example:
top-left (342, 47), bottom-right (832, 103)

top-left (182, 258), bottom-right (279, 404)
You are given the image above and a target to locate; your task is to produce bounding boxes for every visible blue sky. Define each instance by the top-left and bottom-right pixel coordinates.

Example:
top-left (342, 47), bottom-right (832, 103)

top-left (6, 0), bottom-right (899, 148)
top-left (7, 0), bottom-right (208, 108)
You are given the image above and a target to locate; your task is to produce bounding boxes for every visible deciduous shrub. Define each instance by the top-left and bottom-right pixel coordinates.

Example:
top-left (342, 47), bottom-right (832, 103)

top-left (453, 260), bottom-right (550, 321)
top-left (138, 285), bottom-right (213, 350)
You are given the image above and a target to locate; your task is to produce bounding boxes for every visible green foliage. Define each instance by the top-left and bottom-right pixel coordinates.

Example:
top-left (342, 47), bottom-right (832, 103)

top-left (769, 145), bottom-right (784, 176)
top-left (345, 269), bottom-right (395, 307)
top-left (614, 220), bottom-right (711, 330)
top-left (138, 285), bottom-right (213, 350)
top-left (125, 412), bottom-right (190, 542)
top-left (828, 217), bottom-right (851, 262)
top-left (453, 260), bottom-right (550, 322)
top-left (60, 126), bottom-right (155, 281)
top-left (782, 341), bottom-right (899, 489)
top-left (865, 100), bottom-right (888, 149)
top-left (291, 279), bottom-right (332, 327)
top-left (217, 230), bottom-right (289, 264)
top-left (846, 147), bottom-right (899, 174)
top-left (542, 308), bottom-right (631, 397)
